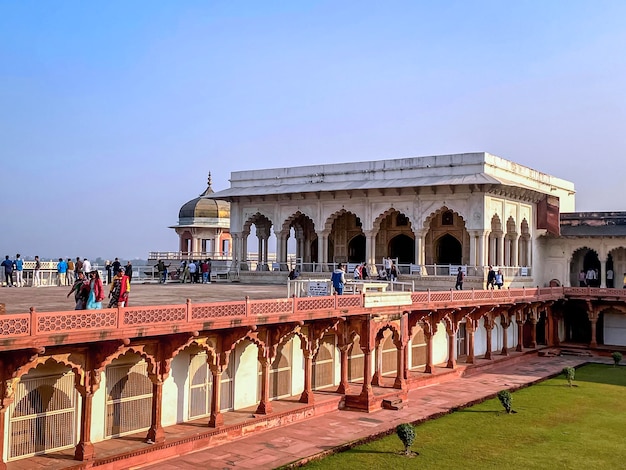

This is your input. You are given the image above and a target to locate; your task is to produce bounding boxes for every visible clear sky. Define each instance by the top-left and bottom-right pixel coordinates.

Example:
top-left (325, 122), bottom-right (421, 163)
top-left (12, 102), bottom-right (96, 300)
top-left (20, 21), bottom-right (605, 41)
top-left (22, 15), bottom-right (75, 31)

top-left (1, 1), bottom-right (625, 260)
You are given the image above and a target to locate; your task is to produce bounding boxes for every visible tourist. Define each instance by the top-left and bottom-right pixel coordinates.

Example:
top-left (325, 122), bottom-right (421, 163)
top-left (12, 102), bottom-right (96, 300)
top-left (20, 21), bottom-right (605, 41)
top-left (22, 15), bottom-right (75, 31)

top-left (455, 267), bottom-right (464, 290)
top-left (33, 255), bottom-right (41, 287)
top-left (82, 258), bottom-right (92, 275)
top-left (112, 257), bottom-right (122, 276)
top-left (607, 268), bottom-right (614, 288)
top-left (331, 263), bottom-right (346, 295)
top-left (206, 258), bottom-right (212, 283)
top-left (495, 269), bottom-right (504, 289)
top-left (75, 257), bottom-right (84, 281)
top-left (201, 259), bottom-right (209, 284)
top-left (353, 264), bottom-right (361, 280)
top-left (288, 268), bottom-right (300, 280)
top-left (585, 268), bottom-right (596, 288)
top-left (188, 260), bottom-right (197, 283)
top-left (86, 270), bottom-right (104, 309)
top-left (66, 258), bottom-right (75, 286)
top-left (578, 269), bottom-right (586, 287)
top-left (56, 258), bottom-right (68, 287)
top-left (389, 263), bottom-right (398, 282)
top-left (105, 260), bottom-right (112, 284)
top-left (361, 263), bottom-right (369, 280)
top-left (1, 255), bottom-right (14, 287)
top-left (487, 265), bottom-right (496, 289)
top-left (14, 254), bottom-right (23, 287)
top-left (125, 260), bottom-right (133, 283)
top-left (108, 268), bottom-right (130, 308)
top-left (180, 261), bottom-right (190, 283)
top-left (377, 267), bottom-right (388, 281)
top-left (67, 272), bottom-right (89, 310)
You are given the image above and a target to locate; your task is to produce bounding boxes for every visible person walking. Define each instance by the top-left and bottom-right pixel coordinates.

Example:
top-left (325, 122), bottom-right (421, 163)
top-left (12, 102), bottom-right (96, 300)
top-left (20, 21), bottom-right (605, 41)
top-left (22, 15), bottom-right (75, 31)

top-left (108, 268), bottom-right (130, 308)
top-left (578, 269), bottom-right (586, 287)
top-left (486, 265), bottom-right (496, 289)
top-left (33, 255), bottom-right (41, 287)
top-left (455, 267), bottom-right (464, 290)
top-left (495, 269), bottom-right (504, 289)
top-left (86, 270), bottom-right (104, 309)
top-left (331, 263), bottom-right (346, 295)
top-left (14, 254), bottom-right (24, 287)
top-left (67, 272), bottom-right (89, 310)
top-left (1, 255), bottom-right (14, 287)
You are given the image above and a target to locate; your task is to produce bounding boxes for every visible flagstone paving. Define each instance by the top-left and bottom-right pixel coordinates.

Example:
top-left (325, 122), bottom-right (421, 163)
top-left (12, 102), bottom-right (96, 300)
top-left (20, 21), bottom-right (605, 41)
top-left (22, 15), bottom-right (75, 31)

top-left (132, 354), bottom-right (604, 470)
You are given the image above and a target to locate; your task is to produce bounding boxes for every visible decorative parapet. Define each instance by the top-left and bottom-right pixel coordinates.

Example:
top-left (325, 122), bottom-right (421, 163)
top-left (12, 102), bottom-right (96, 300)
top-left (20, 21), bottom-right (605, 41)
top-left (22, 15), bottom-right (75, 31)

top-left (0, 287), bottom-right (574, 352)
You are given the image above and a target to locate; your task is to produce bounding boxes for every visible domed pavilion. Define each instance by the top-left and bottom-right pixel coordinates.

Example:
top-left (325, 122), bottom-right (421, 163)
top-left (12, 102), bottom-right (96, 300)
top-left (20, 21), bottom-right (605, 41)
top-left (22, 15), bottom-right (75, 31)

top-left (169, 173), bottom-right (232, 259)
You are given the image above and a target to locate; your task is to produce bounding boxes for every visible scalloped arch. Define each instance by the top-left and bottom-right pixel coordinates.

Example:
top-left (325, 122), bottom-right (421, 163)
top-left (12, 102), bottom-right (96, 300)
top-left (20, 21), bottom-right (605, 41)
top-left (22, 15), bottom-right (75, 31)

top-left (281, 211), bottom-right (316, 233)
top-left (372, 208), bottom-right (415, 234)
top-left (100, 348), bottom-right (157, 375)
top-left (243, 212), bottom-right (273, 233)
top-left (324, 209), bottom-right (362, 232)
top-left (423, 206), bottom-right (467, 230)
top-left (14, 356), bottom-right (85, 383)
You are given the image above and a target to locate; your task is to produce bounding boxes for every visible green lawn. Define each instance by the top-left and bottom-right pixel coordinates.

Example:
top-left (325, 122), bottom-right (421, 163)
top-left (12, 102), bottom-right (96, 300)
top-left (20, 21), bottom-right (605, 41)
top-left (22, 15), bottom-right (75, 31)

top-left (302, 364), bottom-right (626, 470)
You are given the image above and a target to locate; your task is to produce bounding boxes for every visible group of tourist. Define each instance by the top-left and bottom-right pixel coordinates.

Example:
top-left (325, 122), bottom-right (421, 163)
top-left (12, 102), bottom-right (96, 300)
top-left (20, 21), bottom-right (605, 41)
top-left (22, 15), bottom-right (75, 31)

top-left (1, 254), bottom-right (23, 287)
top-left (486, 266), bottom-right (504, 290)
top-left (104, 258), bottom-right (133, 284)
top-left (67, 265), bottom-right (130, 310)
top-left (177, 259), bottom-right (213, 284)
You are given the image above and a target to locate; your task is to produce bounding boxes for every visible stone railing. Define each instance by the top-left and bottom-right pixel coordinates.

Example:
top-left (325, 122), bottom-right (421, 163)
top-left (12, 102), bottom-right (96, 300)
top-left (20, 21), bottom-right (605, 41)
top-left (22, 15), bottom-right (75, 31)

top-left (0, 287), bottom-right (567, 350)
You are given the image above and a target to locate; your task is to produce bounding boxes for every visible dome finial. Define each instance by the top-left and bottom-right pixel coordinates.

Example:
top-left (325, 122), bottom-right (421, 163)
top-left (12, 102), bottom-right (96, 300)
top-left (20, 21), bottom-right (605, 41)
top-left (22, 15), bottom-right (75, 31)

top-left (200, 171), bottom-right (214, 196)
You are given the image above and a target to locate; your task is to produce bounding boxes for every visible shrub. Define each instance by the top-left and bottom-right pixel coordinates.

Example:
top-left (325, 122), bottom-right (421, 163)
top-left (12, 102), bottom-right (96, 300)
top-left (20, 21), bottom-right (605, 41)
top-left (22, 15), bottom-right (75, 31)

top-left (396, 423), bottom-right (416, 456)
top-left (612, 352), bottom-right (623, 366)
top-left (563, 367), bottom-right (576, 386)
top-left (497, 390), bottom-right (513, 413)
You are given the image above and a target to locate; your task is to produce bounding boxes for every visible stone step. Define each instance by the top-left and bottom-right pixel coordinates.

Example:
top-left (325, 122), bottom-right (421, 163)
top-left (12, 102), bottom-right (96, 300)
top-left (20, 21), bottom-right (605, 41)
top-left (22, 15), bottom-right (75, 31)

top-left (382, 398), bottom-right (406, 410)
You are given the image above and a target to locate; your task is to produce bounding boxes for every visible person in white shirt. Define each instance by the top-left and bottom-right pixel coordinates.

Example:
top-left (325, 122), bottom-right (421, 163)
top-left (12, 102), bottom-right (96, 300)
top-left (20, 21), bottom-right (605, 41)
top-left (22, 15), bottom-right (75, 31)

top-left (82, 258), bottom-right (92, 275)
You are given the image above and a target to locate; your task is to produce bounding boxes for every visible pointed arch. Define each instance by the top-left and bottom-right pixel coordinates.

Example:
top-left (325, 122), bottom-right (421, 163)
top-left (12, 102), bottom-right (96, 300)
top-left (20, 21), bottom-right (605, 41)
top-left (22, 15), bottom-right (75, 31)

top-left (423, 207), bottom-right (469, 266)
top-left (324, 209), bottom-right (364, 264)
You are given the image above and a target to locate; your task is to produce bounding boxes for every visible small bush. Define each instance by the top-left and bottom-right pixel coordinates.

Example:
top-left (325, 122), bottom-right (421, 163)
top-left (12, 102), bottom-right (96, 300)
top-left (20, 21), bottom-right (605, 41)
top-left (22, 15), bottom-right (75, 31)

top-left (396, 423), bottom-right (416, 456)
top-left (563, 367), bottom-right (576, 386)
top-left (612, 352), bottom-right (623, 366)
top-left (497, 390), bottom-right (513, 413)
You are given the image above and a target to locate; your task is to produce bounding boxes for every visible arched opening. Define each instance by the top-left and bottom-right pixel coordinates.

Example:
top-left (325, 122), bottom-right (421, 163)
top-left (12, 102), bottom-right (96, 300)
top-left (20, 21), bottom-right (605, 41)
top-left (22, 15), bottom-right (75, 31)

top-left (424, 207), bottom-right (469, 267)
top-left (327, 211), bottom-right (364, 265)
top-left (348, 234), bottom-right (366, 263)
top-left (243, 213), bottom-right (273, 271)
top-left (374, 209), bottom-right (415, 264)
top-left (570, 248), bottom-right (601, 287)
top-left (436, 234), bottom-right (462, 264)
top-left (281, 212), bottom-right (317, 271)
top-left (312, 334), bottom-right (336, 390)
top-left (389, 234), bottom-right (415, 264)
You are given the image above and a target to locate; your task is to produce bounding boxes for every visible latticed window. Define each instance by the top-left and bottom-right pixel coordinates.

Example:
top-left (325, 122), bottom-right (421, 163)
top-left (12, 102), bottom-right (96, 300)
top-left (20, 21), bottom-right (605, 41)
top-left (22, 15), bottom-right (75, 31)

top-left (189, 352), bottom-right (212, 419)
top-left (105, 360), bottom-right (152, 437)
top-left (188, 351), bottom-right (234, 419)
top-left (258, 341), bottom-right (292, 400)
top-left (9, 372), bottom-right (77, 460)
top-left (411, 328), bottom-right (427, 369)
top-left (380, 331), bottom-right (397, 377)
top-left (348, 337), bottom-right (364, 382)
top-left (312, 334), bottom-right (335, 390)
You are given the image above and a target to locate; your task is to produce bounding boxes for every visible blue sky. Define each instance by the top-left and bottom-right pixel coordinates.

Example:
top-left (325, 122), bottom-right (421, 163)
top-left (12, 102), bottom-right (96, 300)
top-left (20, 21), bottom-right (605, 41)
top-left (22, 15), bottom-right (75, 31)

top-left (1, 1), bottom-right (625, 260)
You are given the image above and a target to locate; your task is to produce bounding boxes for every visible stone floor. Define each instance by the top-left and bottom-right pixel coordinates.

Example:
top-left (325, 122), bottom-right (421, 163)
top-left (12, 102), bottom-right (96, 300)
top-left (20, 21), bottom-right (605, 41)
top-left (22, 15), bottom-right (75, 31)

top-left (0, 282), bottom-right (288, 314)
